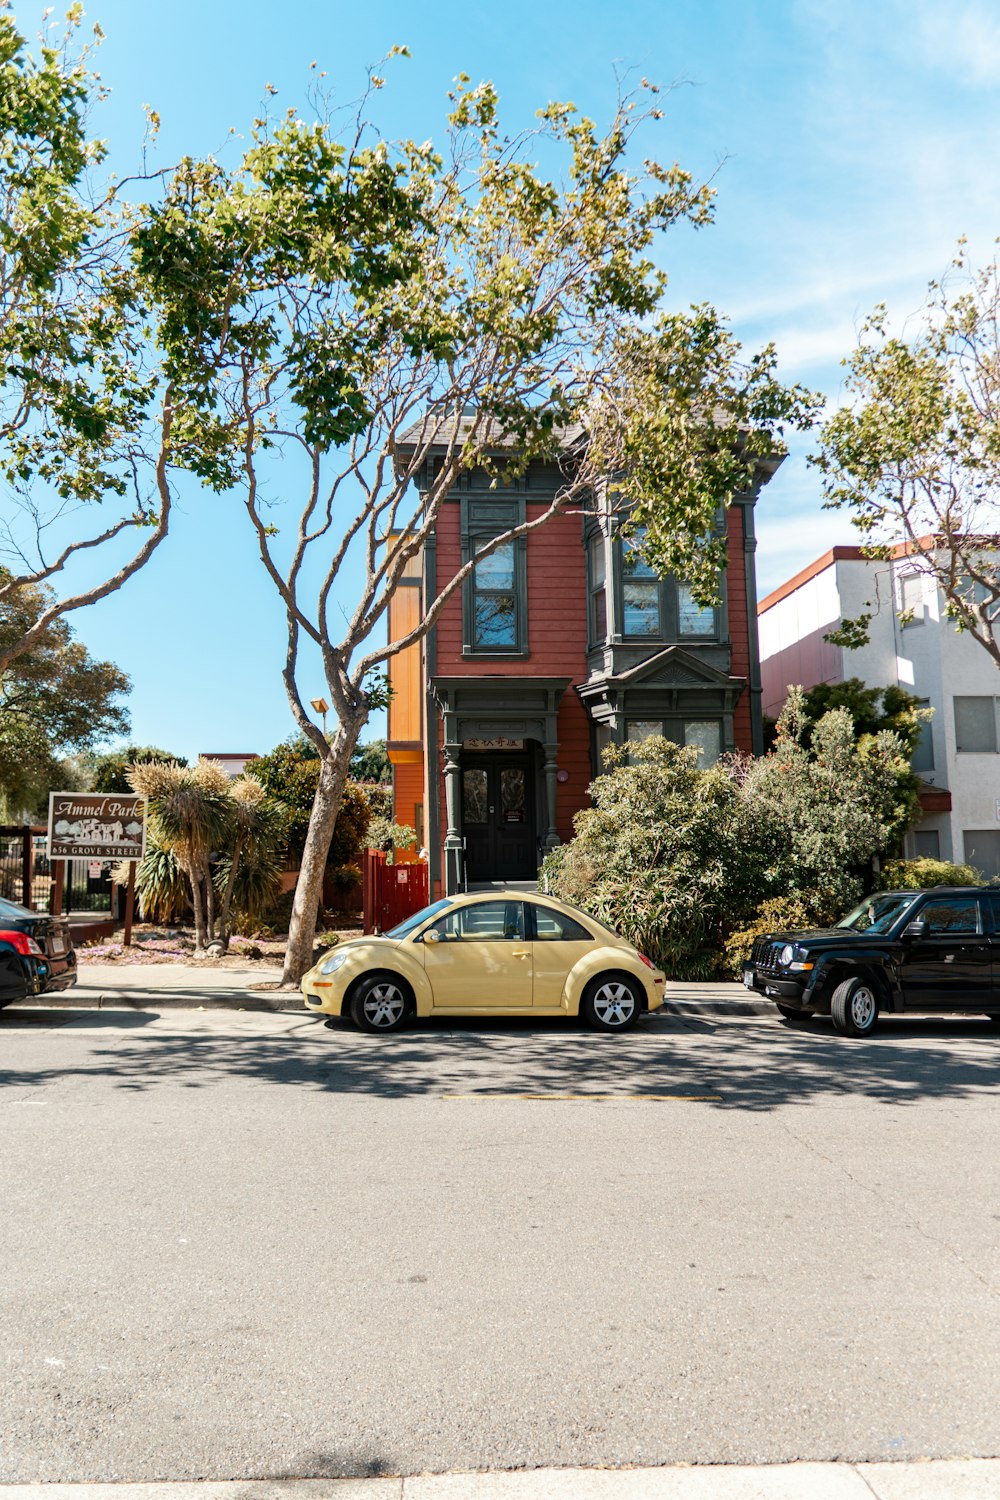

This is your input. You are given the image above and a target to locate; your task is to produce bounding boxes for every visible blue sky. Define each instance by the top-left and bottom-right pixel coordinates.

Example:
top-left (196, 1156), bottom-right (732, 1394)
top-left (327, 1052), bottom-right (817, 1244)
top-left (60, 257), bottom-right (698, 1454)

top-left (19, 0), bottom-right (1000, 762)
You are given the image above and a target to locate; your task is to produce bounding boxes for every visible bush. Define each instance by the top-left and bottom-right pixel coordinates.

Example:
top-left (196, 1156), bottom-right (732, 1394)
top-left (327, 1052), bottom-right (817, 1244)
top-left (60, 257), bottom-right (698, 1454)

top-left (542, 736), bottom-right (775, 978)
top-left (252, 737), bottom-right (371, 866)
top-left (878, 857), bottom-right (982, 890)
top-left (544, 699), bottom-right (922, 978)
top-left (253, 887), bottom-right (323, 936)
top-left (720, 897), bottom-right (813, 980)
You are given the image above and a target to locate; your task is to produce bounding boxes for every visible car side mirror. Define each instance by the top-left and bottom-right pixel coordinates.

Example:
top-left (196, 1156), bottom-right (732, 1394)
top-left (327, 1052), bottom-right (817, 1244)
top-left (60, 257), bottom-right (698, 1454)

top-left (423, 930), bottom-right (442, 944)
top-left (902, 918), bottom-right (929, 941)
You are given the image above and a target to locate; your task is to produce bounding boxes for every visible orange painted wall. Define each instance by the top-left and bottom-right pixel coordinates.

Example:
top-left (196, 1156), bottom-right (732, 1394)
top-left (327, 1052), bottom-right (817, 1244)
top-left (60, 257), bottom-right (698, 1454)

top-left (388, 757), bottom-right (424, 864)
top-left (387, 587), bottom-right (423, 746)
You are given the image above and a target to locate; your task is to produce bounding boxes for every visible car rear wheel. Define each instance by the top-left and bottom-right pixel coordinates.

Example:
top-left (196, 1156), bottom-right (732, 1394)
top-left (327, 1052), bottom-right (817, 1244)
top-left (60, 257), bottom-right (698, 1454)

top-left (582, 974), bottom-right (642, 1032)
top-left (831, 976), bottom-right (879, 1037)
top-left (350, 974), bottom-right (410, 1034)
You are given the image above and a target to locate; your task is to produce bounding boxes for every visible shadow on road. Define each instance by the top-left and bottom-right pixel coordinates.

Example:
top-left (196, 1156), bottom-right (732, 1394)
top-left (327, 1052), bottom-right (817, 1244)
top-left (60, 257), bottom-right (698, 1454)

top-left (2, 1006), bottom-right (999, 1111)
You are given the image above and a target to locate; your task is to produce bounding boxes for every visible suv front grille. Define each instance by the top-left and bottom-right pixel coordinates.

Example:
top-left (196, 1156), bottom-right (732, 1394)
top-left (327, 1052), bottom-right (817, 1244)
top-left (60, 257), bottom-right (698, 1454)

top-left (750, 937), bottom-right (787, 974)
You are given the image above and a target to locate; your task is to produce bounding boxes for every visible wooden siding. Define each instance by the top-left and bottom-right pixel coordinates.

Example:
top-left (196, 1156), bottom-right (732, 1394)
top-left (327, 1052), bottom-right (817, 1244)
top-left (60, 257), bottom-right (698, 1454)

top-left (432, 501), bottom-right (594, 849)
top-left (434, 502), bottom-right (589, 680)
top-left (726, 506), bottom-right (754, 754)
top-left (389, 756), bottom-right (425, 864)
top-left (387, 586), bottom-right (423, 746)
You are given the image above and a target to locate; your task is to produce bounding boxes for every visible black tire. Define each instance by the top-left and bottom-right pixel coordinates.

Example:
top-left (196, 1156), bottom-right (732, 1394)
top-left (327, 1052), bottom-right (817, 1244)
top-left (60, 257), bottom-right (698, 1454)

top-left (350, 973), bottom-right (411, 1034)
top-left (775, 1002), bottom-right (811, 1023)
top-left (581, 973), bottom-right (643, 1032)
top-left (830, 975), bottom-right (880, 1037)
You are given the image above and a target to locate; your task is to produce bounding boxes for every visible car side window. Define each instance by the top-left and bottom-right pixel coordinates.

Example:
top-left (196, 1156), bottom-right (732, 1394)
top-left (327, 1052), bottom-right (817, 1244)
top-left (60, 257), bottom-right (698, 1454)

top-left (530, 904), bottom-right (593, 942)
top-left (984, 895), bottom-right (1000, 935)
top-left (918, 897), bottom-right (981, 935)
top-left (429, 900), bottom-right (524, 942)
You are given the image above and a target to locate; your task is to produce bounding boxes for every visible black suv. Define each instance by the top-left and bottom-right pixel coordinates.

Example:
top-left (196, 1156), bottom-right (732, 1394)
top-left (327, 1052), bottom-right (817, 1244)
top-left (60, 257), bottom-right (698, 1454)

top-left (743, 887), bottom-right (1000, 1036)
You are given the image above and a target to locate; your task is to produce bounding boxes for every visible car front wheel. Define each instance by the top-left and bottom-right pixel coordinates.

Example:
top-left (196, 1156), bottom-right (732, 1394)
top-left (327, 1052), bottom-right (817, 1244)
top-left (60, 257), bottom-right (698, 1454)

top-left (350, 973), bottom-right (410, 1034)
top-left (775, 1002), bottom-right (812, 1023)
top-left (831, 976), bottom-right (880, 1037)
top-left (582, 974), bottom-right (642, 1032)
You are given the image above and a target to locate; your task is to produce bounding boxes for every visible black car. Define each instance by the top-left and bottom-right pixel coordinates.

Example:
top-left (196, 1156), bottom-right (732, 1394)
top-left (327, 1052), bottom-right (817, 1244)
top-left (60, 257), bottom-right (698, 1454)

top-left (0, 929), bottom-right (45, 1007)
top-left (0, 896), bottom-right (77, 996)
top-left (743, 886), bottom-right (1000, 1037)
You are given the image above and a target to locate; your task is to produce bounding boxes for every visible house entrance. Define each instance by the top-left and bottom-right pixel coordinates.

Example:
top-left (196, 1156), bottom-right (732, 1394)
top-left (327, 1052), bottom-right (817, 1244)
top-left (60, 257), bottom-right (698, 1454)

top-left (461, 752), bottom-right (537, 883)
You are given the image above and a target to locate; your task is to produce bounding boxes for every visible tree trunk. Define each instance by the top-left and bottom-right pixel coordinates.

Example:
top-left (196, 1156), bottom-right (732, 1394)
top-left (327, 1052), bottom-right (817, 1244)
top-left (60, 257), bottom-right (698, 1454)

top-left (218, 833), bottom-right (244, 947)
top-left (204, 859), bottom-right (217, 942)
top-left (281, 727), bottom-right (363, 986)
top-left (188, 867), bottom-right (207, 955)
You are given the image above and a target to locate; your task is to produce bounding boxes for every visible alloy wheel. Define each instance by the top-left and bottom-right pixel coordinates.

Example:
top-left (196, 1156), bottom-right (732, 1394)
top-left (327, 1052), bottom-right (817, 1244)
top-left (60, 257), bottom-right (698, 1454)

top-left (362, 981), bottom-right (407, 1029)
top-left (851, 986), bottom-right (876, 1030)
top-left (591, 979), bottom-right (637, 1027)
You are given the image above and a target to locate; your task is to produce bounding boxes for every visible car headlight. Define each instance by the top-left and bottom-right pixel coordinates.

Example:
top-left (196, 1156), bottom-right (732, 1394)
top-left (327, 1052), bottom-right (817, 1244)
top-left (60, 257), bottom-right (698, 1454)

top-left (319, 951), bottom-right (348, 975)
top-left (780, 944), bottom-right (795, 966)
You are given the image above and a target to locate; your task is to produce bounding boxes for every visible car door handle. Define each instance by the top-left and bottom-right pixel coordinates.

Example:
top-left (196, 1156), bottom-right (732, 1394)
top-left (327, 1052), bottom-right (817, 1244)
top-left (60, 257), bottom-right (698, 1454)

top-left (512, 950), bottom-right (529, 959)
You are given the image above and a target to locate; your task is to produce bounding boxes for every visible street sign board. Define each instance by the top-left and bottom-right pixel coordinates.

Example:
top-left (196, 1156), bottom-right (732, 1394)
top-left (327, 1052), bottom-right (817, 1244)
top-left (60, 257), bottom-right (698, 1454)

top-left (47, 793), bottom-right (147, 861)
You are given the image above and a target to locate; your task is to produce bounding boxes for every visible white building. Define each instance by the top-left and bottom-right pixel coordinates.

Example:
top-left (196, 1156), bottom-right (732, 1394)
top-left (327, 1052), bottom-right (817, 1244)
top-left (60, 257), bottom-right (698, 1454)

top-left (758, 543), bottom-right (1000, 877)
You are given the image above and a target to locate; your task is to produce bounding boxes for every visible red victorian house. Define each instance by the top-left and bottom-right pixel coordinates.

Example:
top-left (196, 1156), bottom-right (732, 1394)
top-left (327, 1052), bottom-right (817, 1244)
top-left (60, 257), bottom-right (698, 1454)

top-left (386, 417), bottom-right (780, 898)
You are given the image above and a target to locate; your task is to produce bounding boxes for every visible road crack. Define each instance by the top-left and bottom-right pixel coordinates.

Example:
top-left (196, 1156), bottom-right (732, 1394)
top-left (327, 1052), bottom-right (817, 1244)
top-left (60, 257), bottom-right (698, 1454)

top-left (777, 1115), bottom-right (1000, 1299)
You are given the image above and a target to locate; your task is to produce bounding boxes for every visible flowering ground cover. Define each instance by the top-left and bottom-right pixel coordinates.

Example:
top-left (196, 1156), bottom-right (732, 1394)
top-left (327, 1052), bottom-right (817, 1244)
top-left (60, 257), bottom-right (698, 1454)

top-left (76, 924), bottom-right (357, 967)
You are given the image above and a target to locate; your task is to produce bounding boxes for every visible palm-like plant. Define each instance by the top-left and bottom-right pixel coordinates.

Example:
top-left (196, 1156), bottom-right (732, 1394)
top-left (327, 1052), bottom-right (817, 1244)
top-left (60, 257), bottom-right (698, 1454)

top-left (213, 776), bottom-right (287, 944)
top-left (113, 838), bottom-right (189, 924)
top-left (128, 759), bottom-right (234, 954)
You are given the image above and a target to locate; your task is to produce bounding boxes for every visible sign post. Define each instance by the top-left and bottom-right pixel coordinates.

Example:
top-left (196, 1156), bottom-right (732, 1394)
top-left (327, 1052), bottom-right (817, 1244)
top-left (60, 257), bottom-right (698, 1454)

top-left (123, 862), bottom-right (137, 947)
top-left (46, 793), bottom-right (147, 944)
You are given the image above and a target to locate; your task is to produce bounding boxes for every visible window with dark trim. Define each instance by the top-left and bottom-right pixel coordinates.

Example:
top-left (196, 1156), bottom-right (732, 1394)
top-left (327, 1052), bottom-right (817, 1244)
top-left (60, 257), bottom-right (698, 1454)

top-left (472, 540), bottom-right (517, 648)
top-left (614, 526), bottom-right (720, 643)
top-left (677, 583), bottom-right (717, 638)
top-left (588, 533), bottom-right (608, 645)
top-left (461, 497), bottom-right (528, 656)
top-left (624, 717), bottom-right (724, 768)
top-left (621, 529), bottom-right (661, 637)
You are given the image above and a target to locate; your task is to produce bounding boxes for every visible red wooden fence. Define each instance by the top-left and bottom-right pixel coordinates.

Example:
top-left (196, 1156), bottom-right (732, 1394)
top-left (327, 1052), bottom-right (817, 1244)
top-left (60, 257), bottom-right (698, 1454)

top-left (362, 852), bottom-right (430, 935)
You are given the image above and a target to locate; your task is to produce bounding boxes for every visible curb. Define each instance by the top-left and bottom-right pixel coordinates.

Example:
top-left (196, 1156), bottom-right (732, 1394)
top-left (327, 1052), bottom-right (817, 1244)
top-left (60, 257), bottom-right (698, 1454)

top-left (662, 998), bottom-right (775, 1018)
top-left (1, 1458), bottom-right (999, 1497)
top-left (10, 989), bottom-right (305, 1015)
top-left (8, 994), bottom-right (781, 1020)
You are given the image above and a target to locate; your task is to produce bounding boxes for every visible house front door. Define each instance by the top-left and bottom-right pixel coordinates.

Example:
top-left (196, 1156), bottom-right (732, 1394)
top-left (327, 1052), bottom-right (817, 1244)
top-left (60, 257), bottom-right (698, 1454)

top-left (461, 753), bottom-right (537, 883)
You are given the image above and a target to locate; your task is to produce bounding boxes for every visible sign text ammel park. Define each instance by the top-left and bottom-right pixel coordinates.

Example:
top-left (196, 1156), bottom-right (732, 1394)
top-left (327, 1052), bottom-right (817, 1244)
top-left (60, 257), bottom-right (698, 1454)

top-left (47, 793), bottom-right (148, 861)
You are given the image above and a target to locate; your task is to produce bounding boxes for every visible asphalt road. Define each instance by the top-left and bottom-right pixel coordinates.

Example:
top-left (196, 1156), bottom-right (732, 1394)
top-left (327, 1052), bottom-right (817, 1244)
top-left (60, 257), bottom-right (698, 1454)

top-left (2, 1002), bottom-right (1000, 1482)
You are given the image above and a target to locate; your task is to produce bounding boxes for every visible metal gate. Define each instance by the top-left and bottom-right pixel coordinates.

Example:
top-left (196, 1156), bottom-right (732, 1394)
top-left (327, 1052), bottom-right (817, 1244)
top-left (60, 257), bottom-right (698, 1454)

top-left (362, 852), bottom-right (429, 934)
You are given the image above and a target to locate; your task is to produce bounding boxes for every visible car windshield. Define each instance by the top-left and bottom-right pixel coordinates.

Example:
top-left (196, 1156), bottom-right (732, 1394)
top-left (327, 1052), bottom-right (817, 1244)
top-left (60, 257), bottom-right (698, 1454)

top-left (385, 897), bottom-right (454, 939)
top-left (836, 892), bottom-right (918, 934)
top-left (0, 895), bottom-right (31, 919)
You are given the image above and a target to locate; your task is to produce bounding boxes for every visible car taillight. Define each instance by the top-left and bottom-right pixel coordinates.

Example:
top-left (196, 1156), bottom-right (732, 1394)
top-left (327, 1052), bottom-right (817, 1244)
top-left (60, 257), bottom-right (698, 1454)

top-left (0, 929), bottom-right (41, 957)
top-left (639, 954), bottom-right (655, 970)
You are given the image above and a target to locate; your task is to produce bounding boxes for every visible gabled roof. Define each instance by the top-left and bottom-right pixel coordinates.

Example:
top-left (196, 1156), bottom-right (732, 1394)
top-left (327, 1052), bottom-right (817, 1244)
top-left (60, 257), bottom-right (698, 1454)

top-left (393, 407), bottom-right (584, 463)
top-left (578, 644), bottom-right (743, 696)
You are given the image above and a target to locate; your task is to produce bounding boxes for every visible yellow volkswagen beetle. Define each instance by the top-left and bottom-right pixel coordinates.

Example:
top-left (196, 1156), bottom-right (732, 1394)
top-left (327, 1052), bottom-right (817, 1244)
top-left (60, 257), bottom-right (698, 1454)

top-left (301, 890), bottom-right (665, 1034)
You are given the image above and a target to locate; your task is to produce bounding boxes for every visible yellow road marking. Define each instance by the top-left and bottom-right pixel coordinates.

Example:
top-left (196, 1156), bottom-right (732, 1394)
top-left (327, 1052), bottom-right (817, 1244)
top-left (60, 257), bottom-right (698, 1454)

top-left (441, 1092), bottom-right (723, 1102)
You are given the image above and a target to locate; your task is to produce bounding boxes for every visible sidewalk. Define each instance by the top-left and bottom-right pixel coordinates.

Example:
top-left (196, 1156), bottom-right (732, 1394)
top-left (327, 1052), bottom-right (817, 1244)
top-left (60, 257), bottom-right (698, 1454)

top-left (20, 961), bottom-right (299, 1012)
top-left (14, 966), bottom-right (773, 1018)
top-left (2, 1459), bottom-right (999, 1497)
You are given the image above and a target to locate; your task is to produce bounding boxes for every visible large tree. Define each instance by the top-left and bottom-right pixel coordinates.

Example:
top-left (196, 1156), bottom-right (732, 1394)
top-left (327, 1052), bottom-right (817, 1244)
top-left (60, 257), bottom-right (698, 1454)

top-left (133, 69), bottom-right (814, 982)
top-left (816, 248), bottom-right (1000, 662)
top-left (0, 575), bottom-right (129, 816)
top-left (0, 6), bottom-right (177, 674)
